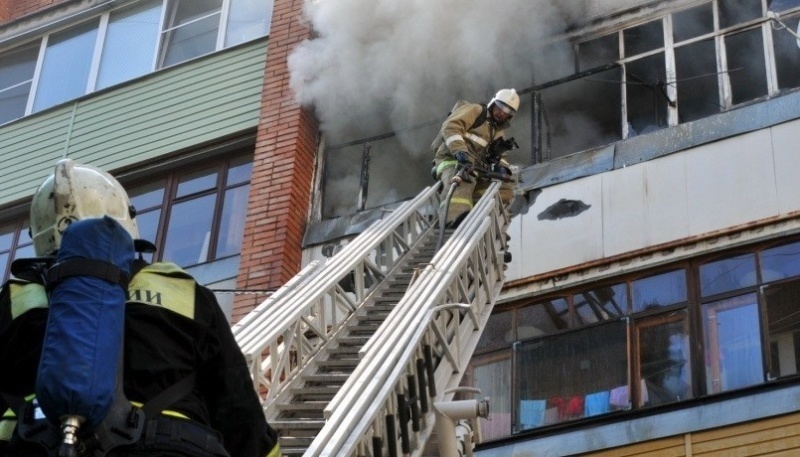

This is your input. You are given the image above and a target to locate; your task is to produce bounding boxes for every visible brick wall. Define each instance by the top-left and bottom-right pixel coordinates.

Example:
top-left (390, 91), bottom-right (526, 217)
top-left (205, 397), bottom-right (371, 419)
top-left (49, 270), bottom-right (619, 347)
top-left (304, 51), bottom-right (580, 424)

top-left (233, 0), bottom-right (317, 322)
top-left (0, 0), bottom-right (67, 23)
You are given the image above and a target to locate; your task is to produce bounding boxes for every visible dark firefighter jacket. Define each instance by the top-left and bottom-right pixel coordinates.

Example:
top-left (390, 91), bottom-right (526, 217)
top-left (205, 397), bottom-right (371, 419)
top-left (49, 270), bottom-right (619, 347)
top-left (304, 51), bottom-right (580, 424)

top-left (0, 258), bottom-right (278, 457)
top-left (433, 101), bottom-right (512, 177)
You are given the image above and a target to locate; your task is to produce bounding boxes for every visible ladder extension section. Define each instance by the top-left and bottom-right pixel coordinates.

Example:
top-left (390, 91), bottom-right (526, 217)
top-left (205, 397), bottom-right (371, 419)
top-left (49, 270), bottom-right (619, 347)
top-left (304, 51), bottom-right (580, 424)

top-left (232, 184), bottom-right (441, 409)
top-left (305, 182), bottom-right (509, 456)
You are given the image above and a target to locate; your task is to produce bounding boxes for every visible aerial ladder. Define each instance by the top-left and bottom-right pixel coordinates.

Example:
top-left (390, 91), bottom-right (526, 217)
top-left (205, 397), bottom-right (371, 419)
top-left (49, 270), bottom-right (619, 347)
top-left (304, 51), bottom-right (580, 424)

top-left (233, 180), bottom-right (511, 456)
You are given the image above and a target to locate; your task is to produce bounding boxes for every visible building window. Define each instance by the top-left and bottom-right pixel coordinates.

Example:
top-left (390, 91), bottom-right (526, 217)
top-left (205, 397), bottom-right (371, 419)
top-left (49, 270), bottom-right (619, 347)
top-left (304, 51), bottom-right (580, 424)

top-left (0, 0), bottom-right (273, 125)
top-left (538, 0), bottom-right (800, 160)
top-left (0, 152), bottom-right (252, 281)
top-left (472, 237), bottom-right (800, 439)
top-left (129, 154), bottom-right (252, 267)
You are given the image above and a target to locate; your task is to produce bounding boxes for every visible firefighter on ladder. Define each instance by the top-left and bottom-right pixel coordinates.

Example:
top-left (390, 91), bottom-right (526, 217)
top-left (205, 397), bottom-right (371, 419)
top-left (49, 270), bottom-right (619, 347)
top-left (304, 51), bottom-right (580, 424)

top-left (432, 88), bottom-right (520, 227)
top-left (0, 159), bottom-right (279, 457)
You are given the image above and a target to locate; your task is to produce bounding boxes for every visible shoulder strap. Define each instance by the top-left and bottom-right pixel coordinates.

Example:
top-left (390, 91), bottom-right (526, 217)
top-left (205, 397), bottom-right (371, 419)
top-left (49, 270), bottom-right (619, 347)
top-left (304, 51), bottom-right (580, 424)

top-left (469, 104), bottom-right (488, 131)
top-left (140, 373), bottom-right (197, 421)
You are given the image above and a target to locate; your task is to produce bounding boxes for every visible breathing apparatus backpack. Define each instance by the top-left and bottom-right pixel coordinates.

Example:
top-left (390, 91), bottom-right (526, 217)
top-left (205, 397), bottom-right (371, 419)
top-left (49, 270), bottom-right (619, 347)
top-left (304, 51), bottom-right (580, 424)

top-left (19, 216), bottom-right (143, 457)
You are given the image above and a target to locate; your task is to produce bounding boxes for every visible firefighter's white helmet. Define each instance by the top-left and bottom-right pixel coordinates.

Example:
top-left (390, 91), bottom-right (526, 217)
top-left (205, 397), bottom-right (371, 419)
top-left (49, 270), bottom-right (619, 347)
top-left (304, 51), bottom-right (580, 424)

top-left (30, 159), bottom-right (138, 256)
top-left (489, 88), bottom-right (520, 116)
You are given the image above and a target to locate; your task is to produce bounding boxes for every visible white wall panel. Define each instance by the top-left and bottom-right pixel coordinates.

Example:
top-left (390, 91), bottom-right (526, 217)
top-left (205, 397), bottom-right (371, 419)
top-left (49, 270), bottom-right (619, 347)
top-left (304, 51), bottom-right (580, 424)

top-left (641, 153), bottom-right (690, 247)
top-left (505, 215), bottom-right (523, 281)
top-left (771, 119), bottom-right (800, 215)
top-left (515, 175), bottom-right (604, 277)
top-left (602, 164), bottom-right (646, 257)
top-left (685, 130), bottom-right (777, 236)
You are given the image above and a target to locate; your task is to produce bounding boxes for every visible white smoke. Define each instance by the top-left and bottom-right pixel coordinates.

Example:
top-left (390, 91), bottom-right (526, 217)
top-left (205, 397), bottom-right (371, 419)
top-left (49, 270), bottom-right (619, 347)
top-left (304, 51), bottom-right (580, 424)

top-left (288, 0), bottom-right (581, 146)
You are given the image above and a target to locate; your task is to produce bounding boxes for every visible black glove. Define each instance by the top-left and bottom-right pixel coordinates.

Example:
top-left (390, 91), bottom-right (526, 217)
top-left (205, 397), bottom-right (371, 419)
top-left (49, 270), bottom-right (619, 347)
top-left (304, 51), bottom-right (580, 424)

top-left (494, 164), bottom-right (512, 176)
top-left (454, 150), bottom-right (470, 165)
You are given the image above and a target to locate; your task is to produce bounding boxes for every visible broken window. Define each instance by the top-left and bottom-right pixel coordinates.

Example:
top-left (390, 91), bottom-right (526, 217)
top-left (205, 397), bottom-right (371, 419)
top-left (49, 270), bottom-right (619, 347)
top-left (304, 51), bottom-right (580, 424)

top-left (725, 28), bottom-right (769, 105)
top-left (538, 67), bottom-right (622, 156)
top-left (675, 38), bottom-right (721, 122)
top-left (719, 0), bottom-right (764, 29)
top-left (626, 53), bottom-right (669, 136)
top-left (576, 32), bottom-right (618, 71)
top-left (623, 20), bottom-right (664, 57)
top-left (772, 13), bottom-right (800, 90)
top-left (635, 312), bottom-right (693, 407)
top-left (673, 3), bottom-right (714, 42)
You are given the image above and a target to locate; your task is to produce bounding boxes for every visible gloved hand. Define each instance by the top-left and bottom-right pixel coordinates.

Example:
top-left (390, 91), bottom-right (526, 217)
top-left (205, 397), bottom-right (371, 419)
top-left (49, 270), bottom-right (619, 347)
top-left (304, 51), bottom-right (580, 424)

top-left (494, 164), bottom-right (512, 177)
top-left (454, 150), bottom-right (470, 165)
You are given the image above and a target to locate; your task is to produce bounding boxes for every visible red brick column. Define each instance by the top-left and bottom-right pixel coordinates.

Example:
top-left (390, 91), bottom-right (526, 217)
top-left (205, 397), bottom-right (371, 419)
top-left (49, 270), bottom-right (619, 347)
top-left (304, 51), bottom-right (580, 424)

top-left (233, 0), bottom-right (317, 322)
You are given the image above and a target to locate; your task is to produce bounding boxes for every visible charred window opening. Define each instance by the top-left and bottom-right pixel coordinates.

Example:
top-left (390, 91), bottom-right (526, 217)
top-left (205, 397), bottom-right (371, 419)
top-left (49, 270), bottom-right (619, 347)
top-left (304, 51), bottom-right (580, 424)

top-left (773, 14), bottom-right (800, 90)
top-left (577, 32), bottom-right (618, 71)
top-left (675, 38), bottom-right (720, 122)
top-left (626, 53), bottom-right (669, 136)
top-left (673, 3), bottom-right (714, 42)
top-left (725, 28), bottom-right (769, 105)
top-left (538, 67), bottom-right (622, 156)
top-left (719, 0), bottom-right (764, 29)
top-left (623, 20), bottom-right (664, 57)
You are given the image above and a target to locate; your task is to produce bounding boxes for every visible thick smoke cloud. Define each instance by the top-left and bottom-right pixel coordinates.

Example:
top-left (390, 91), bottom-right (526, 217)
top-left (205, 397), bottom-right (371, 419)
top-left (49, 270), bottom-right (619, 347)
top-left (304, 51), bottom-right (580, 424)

top-left (288, 0), bottom-right (579, 146)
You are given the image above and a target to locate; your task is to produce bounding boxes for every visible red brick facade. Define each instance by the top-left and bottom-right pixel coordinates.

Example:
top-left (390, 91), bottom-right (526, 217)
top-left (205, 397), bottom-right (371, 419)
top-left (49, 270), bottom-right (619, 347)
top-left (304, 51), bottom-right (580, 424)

top-left (233, 0), bottom-right (318, 322)
top-left (0, 0), bottom-right (66, 23)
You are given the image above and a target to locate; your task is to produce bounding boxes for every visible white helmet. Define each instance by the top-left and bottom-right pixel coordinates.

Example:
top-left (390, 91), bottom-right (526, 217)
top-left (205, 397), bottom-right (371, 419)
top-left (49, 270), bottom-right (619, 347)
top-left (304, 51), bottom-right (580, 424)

top-left (30, 159), bottom-right (138, 256)
top-left (488, 88), bottom-right (520, 116)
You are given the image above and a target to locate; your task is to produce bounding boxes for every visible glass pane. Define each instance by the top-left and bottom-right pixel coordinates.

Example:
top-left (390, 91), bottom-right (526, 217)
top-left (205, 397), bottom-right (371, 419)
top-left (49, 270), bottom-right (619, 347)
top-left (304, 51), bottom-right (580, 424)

top-left (538, 67), bottom-right (622, 156)
top-left (473, 358), bottom-right (512, 440)
top-left (0, 83), bottom-right (31, 125)
top-left (225, 0), bottom-right (272, 47)
top-left (773, 14), bottom-right (800, 91)
top-left (514, 321), bottom-right (628, 430)
top-left (675, 38), bottom-right (721, 123)
top-left (764, 280), bottom-right (800, 378)
top-left (626, 53), bottom-right (668, 136)
top-left (703, 294), bottom-right (764, 393)
top-left (129, 180), bottom-right (166, 211)
top-left (726, 28), bottom-right (768, 105)
top-left (0, 251), bottom-right (8, 281)
top-left (770, 0), bottom-right (800, 12)
top-left (719, 0), bottom-right (764, 29)
top-left (632, 270), bottom-right (687, 313)
top-left (161, 13), bottom-right (220, 68)
top-left (162, 195), bottom-right (215, 266)
top-left (476, 310), bottom-right (512, 351)
top-left (0, 222), bottom-right (17, 252)
top-left (216, 184), bottom-right (248, 258)
top-left (574, 283), bottom-right (627, 325)
top-left (97, 0), bottom-right (162, 89)
top-left (13, 243), bottom-right (35, 260)
top-left (226, 156), bottom-right (252, 185)
top-left (169, 0), bottom-right (222, 27)
top-left (638, 314), bottom-right (692, 407)
top-left (623, 20), bottom-right (664, 57)
top-left (517, 298), bottom-right (569, 336)
top-left (177, 168), bottom-right (217, 197)
top-left (34, 20), bottom-right (99, 112)
top-left (577, 33), bottom-right (618, 71)
top-left (0, 41), bottom-right (38, 123)
top-left (134, 208), bottom-right (161, 245)
top-left (700, 253), bottom-right (757, 297)
top-left (761, 241), bottom-right (800, 281)
top-left (673, 3), bottom-right (714, 42)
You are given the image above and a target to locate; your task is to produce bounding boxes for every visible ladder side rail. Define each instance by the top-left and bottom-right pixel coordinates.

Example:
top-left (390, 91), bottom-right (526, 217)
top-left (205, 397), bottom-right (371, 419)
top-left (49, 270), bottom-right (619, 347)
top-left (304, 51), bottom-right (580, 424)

top-left (236, 185), bottom-right (441, 405)
top-left (308, 184), bottom-right (509, 456)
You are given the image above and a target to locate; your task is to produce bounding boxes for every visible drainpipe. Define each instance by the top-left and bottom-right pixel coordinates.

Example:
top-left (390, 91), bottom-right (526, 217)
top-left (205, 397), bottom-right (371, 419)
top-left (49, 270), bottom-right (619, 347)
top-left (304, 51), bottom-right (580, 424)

top-left (434, 387), bottom-right (490, 457)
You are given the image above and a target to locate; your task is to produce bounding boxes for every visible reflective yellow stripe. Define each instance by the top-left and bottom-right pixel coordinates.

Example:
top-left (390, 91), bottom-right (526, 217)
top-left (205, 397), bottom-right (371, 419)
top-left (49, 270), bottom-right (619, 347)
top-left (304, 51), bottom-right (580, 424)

top-left (436, 160), bottom-right (457, 176)
top-left (447, 197), bottom-right (473, 208)
top-left (0, 415), bottom-right (15, 441)
top-left (129, 401), bottom-right (190, 420)
top-left (128, 263), bottom-right (196, 319)
top-left (9, 281), bottom-right (48, 319)
top-left (443, 134), bottom-right (464, 147)
top-left (266, 444), bottom-right (281, 457)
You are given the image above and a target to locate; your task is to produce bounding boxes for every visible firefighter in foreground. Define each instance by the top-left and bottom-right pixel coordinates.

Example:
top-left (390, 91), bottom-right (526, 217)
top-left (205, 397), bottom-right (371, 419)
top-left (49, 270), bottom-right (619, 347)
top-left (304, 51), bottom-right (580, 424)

top-left (432, 88), bottom-right (520, 227)
top-left (0, 159), bottom-right (279, 456)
